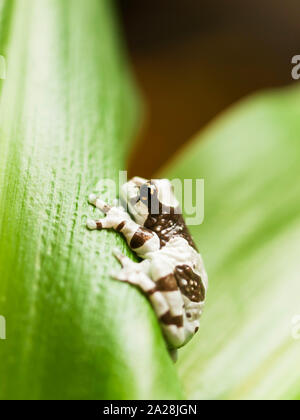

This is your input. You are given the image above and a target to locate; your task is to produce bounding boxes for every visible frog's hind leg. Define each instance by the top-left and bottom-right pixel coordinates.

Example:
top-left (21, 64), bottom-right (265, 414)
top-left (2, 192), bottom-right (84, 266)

top-left (169, 349), bottom-right (178, 363)
top-left (112, 249), bottom-right (184, 359)
top-left (112, 248), bottom-right (137, 270)
top-left (112, 268), bottom-right (155, 294)
top-left (112, 262), bottom-right (170, 320)
top-left (150, 258), bottom-right (188, 349)
top-left (112, 249), bottom-right (153, 291)
top-left (112, 250), bottom-right (171, 325)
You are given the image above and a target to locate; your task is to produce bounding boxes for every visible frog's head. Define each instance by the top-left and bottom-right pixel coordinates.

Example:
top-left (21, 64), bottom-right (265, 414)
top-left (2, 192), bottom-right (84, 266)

top-left (121, 177), bottom-right (180, 225)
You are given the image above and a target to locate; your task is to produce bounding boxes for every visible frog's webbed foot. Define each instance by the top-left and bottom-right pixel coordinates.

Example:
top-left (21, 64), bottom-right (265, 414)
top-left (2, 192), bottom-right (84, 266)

top-left (87, 194), bottom-right (129, 231)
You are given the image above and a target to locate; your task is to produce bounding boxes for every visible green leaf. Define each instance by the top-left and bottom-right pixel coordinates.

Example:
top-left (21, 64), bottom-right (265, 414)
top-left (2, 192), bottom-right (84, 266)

top-left (161, 86), bottom-right (300, 400)
top-left (0, 0), bottom-right (183, 399)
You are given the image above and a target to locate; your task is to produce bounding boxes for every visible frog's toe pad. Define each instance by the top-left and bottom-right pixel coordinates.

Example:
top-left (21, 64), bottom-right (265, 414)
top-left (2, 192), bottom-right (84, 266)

top-left (86, 219), bottom-right (97, 230)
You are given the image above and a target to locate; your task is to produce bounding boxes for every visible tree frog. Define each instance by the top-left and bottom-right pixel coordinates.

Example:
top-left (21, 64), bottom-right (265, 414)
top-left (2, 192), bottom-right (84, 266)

top-left (87, 177), bottom-right (208, 359)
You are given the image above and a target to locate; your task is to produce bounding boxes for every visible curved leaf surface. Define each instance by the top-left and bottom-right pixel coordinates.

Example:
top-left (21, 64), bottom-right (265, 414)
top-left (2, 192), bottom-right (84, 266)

top-left (0, 0), bottom-right (183, 400)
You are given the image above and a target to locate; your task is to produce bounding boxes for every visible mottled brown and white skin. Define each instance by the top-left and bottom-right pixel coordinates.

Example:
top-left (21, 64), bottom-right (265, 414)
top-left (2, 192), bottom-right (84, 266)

top-left (87, 177), bottom-right (208, 359)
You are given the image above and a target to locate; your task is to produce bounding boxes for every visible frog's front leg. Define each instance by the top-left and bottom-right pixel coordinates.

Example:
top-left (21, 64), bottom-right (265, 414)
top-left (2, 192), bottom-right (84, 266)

top-left (87, 194), bottom-right (160, 258)
top-left (86, 194), bottom-right (127, 230)
top-left (112, 248), bottom-right (152, 289)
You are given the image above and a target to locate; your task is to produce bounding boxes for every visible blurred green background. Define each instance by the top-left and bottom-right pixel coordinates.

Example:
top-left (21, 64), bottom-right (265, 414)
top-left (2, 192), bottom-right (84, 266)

top-left (118, 0), bottom-right (300, 177)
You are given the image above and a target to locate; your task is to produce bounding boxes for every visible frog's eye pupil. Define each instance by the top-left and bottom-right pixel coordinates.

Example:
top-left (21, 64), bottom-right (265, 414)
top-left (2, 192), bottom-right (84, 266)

top-left (140, 183), bottom-right (157, 205)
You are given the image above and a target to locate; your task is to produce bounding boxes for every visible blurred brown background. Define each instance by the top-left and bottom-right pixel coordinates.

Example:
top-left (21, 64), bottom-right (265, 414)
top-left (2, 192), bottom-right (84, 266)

top-left (118, 0), bottom-right (299, 177)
